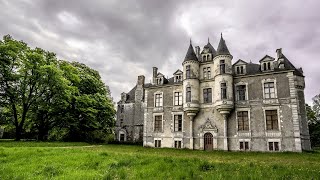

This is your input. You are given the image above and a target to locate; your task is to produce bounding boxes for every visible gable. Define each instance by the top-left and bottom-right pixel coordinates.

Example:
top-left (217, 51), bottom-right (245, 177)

top-left (233, 59), bottom-right (248, 66)
top-left (173, 69), bottom-right (183, 75)
top-left (259, 55), bottom-right (275, 63)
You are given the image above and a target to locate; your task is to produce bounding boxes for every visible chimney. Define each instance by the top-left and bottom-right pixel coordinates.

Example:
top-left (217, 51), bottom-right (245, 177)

top-left (137, 75), bottom-right (145, 86)
top-left (276, 48), bottom-right (282, 59)
top-left (152, 67), bottom-right (158, 78)
top-left (195, 46), bottom-right (200, 58)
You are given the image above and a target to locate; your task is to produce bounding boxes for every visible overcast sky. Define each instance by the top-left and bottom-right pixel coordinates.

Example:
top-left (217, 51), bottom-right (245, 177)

top-left (1, 0), bottom-right (319, 104)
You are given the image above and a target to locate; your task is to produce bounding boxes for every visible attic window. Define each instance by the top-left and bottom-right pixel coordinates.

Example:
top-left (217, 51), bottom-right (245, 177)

top-left (263, 62), bottom-right (272, 71)
top-left (175, 75), bottom-right (182, 82)
top-left (236, 66), bottom-right (244, 74)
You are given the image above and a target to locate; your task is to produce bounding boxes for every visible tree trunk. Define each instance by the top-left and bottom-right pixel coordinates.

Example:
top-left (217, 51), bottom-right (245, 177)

top-left (15, 126), bottom-right (22, 141)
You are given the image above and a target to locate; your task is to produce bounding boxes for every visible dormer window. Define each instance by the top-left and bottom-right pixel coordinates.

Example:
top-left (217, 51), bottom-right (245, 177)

top-left (203, 55), bottom-right (207, 61)
top-left (259, 55), bottom-right (275, 72)
top-left (156, 77), bottom-right (163, 85)
top-left (235, 65), bottom-right (245, 75)
top-left (175, 75), bottom-right (182, 82)
top-left (263, 62), bottom-right (272, 71)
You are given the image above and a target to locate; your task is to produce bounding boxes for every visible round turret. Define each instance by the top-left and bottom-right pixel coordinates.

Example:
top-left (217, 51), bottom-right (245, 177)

top-left (182, 43), bottom-right (200, 115)
top-left (213, 34), bottom-right (234, 115)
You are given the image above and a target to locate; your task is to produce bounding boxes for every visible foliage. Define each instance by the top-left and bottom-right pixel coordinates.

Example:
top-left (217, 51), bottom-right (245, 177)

top-left (308, 95), bottom-right (320, 147)
top-left (1, 142), bottom-right (320, 179)
top-left (0, 35), bottom-right (115, 142)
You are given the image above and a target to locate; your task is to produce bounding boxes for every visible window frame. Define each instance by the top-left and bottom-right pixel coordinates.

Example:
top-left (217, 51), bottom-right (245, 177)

top-left (154, 115), bottom-right (163, 132)
top-left (239, 139), bottom-right (250, 151)
top-left (174, 91), bottom-right (182, 106)
top-left (221, 83), bottom-right (227, 99)
top-left (236, 85), bottom-right (246, 101)
top-left (186, 65), bottom-right (191, 79)
top-left (263, 107), bottom-right (281, 132)
top-left (186, 87), bottom-right (191, 102)
top-left (174, 114), bottom-right (183, 132)
top-left (154, 92), bottom-right (163, 107)
top-left (237, 111), bottom-right (249, 131)
top-left (203, 88), bottom-right (212, 103)
top-left (267, 139), bottom-right (280, 151)
top-left (220, 60), bottom-right (226, 74)
top-left (262, 79), bottom-right (277, 99)
top-left (155, 139), bottom-right (162, 148)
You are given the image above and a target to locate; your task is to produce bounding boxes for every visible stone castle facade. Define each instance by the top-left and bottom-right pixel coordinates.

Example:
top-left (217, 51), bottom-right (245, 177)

top-left (116, 34), bottom-right (311, 152)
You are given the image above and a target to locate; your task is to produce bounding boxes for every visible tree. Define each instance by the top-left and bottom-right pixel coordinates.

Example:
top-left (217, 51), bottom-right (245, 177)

top-left (0, 35), bottom-right (116, 142)
top-left (57, 62), bottom-right (115, 142)
top-left (308, 95), bottom-right (320, 147)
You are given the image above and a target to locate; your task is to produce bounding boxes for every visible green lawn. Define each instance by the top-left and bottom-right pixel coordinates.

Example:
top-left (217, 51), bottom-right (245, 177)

top-left (1, 141), bottom-right (320, 179)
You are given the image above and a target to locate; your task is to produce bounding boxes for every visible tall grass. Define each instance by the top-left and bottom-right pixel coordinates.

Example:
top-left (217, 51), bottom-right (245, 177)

top-left (0, 142), bottom-right (320, 179)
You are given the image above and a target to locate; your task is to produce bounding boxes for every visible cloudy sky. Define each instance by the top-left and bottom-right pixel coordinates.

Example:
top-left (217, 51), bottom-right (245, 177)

top-left (0, 0), bottom-right (319, 103)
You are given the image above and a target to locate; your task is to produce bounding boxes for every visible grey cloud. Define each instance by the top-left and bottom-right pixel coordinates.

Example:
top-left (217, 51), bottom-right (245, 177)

top-left (0, 0), bottom-right (319, 104)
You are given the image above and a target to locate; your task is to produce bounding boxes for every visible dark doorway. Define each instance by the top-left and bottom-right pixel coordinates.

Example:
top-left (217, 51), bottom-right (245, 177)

top-left (204, 133), bottom-right (213, 151)
top-left (120, 134), bottom-right (125, 142)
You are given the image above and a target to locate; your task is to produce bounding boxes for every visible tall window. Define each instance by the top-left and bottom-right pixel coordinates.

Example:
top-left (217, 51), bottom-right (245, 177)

top-left (155, 93), bottom-right (163, 107)
top-left (186, 65), bottom-right (190, 78)
top-left (237, 111), bottom-right (249, 131)
top-left (155, 140), bottom-right (161, 148)
top-left (236, 85), bottom-right (246, 101)
top-left (174, 115), bottom-right (182, 132)
top-left (203, 88), bottom-right (212, 103)
top-left (120, 105), bottom-right (124, 113)
top-left (220, 60), bottom-right (226, 74)
top-left (240, 141), bottom-right (249, 151)
top-left (174, 141), bottom-right (182, 149)
top-left (186, 87), bottom-right (191, 102)
top-left (221, 83), bottom-right (227, 99)
top-left (120, 119), bottom-right (124, 127)
top-left (268, 142), bottom-right (279, 151)
top-left (154, 115), bottom-right (162, 132)
top-left (266, 110), bottom-right (278, 130)
top-left (203, 67), bottom-right (211, 79)
top-left (264, 82), bottom-right (275, 99)
top-left (174, 92), bottom-right (182, 106)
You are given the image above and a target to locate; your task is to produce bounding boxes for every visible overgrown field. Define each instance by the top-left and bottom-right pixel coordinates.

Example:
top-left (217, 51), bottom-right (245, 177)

top-left (1, 141), bottom-right (320, 179)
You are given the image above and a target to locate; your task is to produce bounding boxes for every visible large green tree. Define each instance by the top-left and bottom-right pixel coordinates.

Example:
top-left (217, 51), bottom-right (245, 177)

top-left (57, 61), bottom-right (115, 142)
top-left (0, 35), bottom-right (115, 142)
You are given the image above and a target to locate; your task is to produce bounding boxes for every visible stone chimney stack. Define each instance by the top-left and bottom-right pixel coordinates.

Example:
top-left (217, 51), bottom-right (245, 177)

top-left (152, 67), bottom-right (158, 84)
top-left (135, 75), bottom-right (145, 102)
top-left (137, 75), bottom-right (145, 86)
top-left (276, 48), bottom-right (282, 59)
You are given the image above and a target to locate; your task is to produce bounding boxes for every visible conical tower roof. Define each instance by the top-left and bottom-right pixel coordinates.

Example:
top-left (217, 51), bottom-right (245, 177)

top-left (216, 34), bottom-right (231, 55)
top-left (183, 42), bottom-right (198, 62)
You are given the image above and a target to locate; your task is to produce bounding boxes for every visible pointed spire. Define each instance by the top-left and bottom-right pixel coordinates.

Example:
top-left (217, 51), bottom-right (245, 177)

top-left (216, 33), bottom-right (231, 55)
top-left (183, 41), bottom-right (198, 62)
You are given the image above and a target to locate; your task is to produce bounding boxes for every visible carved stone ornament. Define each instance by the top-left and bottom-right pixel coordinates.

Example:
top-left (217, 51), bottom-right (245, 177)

top-left (200, 118), bottom-right (218, 132)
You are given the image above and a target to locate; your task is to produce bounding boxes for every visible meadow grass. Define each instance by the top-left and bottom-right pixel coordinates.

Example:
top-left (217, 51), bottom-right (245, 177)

top-left (1, 141), bottom-right (320, 179)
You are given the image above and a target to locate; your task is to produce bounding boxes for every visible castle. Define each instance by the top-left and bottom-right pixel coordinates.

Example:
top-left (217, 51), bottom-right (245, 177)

top-left (115, 34), bottom-right (311, 152)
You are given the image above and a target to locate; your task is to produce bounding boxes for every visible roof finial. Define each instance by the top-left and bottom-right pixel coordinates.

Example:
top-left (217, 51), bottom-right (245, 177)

top-left (221, 32), bottom-right (223, 38)
top-left (208, 37), bottom-right (210, 43)
top-left (190, 38), bottom-right (192, 45)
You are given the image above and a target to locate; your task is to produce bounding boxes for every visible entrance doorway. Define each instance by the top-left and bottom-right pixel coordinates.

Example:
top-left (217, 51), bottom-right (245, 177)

top-left (204, 133), bottom-right (213, 151)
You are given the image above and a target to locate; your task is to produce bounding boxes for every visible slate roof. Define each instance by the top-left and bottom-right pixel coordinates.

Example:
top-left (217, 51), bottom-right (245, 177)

top-left (216, 34), bottom-right (231, 55)
top-left (184, 44), bottom-right (198, 62)
top-left (124, 85), bottom-right (137, 103)
top-left (202, 42), bottom-right (217, 56)
top-left (233, 53), bottom-right (304, 77)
